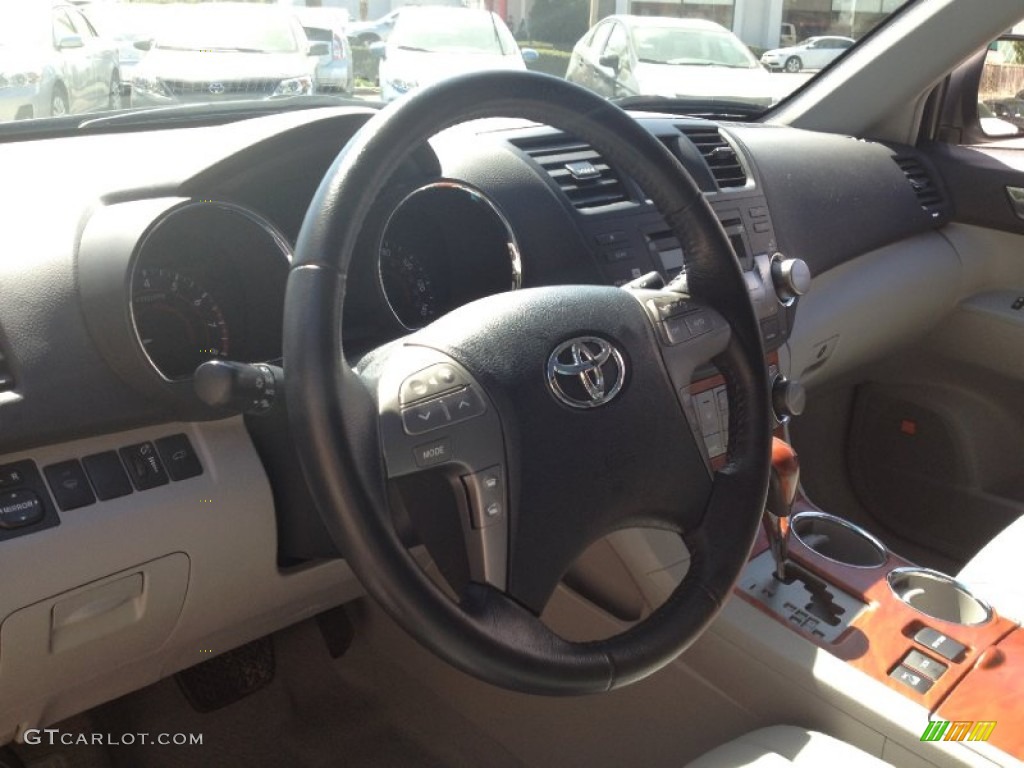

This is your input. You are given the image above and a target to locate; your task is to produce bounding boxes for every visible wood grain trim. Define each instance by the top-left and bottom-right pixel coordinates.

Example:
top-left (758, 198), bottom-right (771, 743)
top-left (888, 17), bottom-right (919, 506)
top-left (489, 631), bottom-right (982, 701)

top-left (937, 630), bottom-right (1024, 757)
top-left (737, 505), bottom-right (1016, 713)
top-left (690, 351), bottom-right (779, 396)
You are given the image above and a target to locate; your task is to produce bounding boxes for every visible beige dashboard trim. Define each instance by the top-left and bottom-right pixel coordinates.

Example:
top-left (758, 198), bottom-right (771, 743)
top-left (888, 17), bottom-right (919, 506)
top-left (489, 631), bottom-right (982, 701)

top-left (0, 417), bottom-right (363, 740)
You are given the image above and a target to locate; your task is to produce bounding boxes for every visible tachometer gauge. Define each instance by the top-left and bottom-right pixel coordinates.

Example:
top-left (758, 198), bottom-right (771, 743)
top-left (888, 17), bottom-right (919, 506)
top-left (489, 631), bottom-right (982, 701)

top-left (131, 268), bottom-right (230, 379)
top-left (379, 240), bottom-right (439, 330)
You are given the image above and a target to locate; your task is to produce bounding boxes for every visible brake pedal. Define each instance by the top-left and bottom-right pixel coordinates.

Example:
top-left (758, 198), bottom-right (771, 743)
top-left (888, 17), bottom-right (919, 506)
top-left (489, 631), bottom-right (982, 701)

top-left (175, 636), bottom-right (274, 713)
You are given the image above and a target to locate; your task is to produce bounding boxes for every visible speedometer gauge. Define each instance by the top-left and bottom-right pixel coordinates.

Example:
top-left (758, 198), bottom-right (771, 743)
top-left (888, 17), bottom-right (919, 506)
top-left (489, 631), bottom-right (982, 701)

top-left (376, 182), bottom-right (522, 333)
top-left (132, 268), bottom-right (230, 380)
top-left (379, 241), bottom-right (440, 329)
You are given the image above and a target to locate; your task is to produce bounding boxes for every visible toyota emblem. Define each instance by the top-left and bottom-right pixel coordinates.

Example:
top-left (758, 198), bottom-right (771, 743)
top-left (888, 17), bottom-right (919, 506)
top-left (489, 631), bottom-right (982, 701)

top-left (546, 337), bottom-right (625, 409)
top-left (208, 82), bottom-right (225, 95)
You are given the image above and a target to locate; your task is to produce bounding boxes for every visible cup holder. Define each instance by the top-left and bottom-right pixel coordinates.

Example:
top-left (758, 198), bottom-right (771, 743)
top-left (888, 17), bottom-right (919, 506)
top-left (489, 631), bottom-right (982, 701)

top-left (790, 511), bottom-right (888, 568)
top-left (887, 568), bottom-right (992, 626)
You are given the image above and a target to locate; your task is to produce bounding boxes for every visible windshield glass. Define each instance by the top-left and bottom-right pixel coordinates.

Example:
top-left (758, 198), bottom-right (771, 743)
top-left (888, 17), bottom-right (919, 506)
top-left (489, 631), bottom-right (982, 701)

top-left (155, 6), bottom-right (299, 53)
top-left (0, 9), bottom-right (50, 48)
top-left (633, 25), bottom-right (758, 68)
top-left (0, 0), bottom-right (911, 127)
top-left (391, 10), bottom-right (510, 55)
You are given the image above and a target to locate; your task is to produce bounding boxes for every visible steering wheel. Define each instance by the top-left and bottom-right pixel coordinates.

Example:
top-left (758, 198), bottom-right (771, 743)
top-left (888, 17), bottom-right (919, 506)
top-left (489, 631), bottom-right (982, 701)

top-left (283, 71), bottom-right (772, 695)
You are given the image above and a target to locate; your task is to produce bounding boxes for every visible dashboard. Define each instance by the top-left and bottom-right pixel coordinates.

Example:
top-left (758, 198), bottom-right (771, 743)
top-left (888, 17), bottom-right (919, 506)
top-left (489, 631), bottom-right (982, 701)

top-left (0, 102), bottom-right (952, 740)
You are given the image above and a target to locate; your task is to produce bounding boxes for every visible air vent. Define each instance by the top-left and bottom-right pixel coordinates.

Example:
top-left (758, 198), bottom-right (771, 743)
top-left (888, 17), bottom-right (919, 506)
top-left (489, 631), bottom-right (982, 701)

top-left (893, 156), bottom-right (945, 219)
top-left (513, 135), bottom-right (630, 209)
top-left (678, 126), bottom-right (747, 189)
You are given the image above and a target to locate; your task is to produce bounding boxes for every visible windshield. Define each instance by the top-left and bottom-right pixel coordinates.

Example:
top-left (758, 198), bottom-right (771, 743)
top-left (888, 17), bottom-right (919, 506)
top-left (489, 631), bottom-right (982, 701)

top-left (633, 25), bottom-right (758, 68)
top-left (391, 10), bottom-right (512, 55)
top-left (0, 1), bottom-right (911, 127)
top-left (155, 6), bottom-right (299, 53)
top-left (0, 9), bottom-right (50, 48)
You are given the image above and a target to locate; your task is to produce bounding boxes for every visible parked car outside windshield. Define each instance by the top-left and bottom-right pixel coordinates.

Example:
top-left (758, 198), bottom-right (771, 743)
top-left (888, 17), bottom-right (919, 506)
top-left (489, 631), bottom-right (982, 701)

top-left (79, 2), bottom-right (169, 100)
top-left (130, 2), bottom-right (322, 107)
top-left (0, 2), bottom-right (120, 121)
top-left (376, 7), bottom-right (536, 103)
top-left (566, 15), bottom-right (772, 107)
top-left (293, 6), bottom-right (354, 95)
top-left (760, 35), bottom-right (855, 73)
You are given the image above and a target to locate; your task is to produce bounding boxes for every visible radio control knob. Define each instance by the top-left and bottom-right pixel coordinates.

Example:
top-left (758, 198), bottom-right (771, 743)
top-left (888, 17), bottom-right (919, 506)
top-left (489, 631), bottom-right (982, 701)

top-left (772, 375), bottom-right (806, 423)
top-left (770, 255), bottom-right (811, 304)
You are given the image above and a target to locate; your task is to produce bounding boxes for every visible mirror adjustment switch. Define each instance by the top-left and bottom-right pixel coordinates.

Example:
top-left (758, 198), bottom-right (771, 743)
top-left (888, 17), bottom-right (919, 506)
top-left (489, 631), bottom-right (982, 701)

top-left (903, 649), bottom-right (947, 681)
top-left (890, 664), bottom-right (933, 694)
top-left (119, 442), bottom-right (169, 491)
top-left (82, 451), bottom-right (133, 500)
top-left (913, 627), bottom-right (967, 662)
top-left (44, 460), bottom-right (96, 510)
top-left (0, 489), bottom-right (44, 529)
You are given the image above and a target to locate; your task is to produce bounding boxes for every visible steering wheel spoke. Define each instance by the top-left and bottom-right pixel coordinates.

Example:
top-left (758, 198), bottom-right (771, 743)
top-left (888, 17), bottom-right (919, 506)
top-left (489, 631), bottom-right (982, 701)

top-left (371, 344), bottom-right (510, 591)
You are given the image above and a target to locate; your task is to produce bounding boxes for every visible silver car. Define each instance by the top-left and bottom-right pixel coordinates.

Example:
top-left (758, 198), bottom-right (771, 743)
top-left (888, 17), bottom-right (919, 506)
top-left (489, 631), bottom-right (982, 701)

top-left (130, 2), bottom-right (326, 107)
top-left (0, 2), bottom-right (120, 122)
top-left (79, 2), bottom-right (170, 100)
top-left (760, 35), bottom-right (855, 73)
top-left (294, 7), bottom-right (354, 95)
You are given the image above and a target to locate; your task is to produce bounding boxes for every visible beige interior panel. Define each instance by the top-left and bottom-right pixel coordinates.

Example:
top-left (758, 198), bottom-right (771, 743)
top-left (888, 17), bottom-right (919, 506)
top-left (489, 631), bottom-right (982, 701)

top-left (0, 417), bottom-right (363, 740)
top-left (1, 554), bottom-right (189, 704)
top-left (788, 232), bottom-right (961, 391)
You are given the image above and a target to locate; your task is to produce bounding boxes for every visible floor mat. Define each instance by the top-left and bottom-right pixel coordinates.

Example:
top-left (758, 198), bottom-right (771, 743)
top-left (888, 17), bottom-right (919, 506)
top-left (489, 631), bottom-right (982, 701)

top-left (15, 618), bottom-right (520, 768)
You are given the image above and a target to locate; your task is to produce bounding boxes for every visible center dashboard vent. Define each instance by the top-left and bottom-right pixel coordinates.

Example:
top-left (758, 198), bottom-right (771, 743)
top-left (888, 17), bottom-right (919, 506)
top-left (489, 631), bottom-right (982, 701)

top-left (512, 135), bottom-right (630, 209)
top-left (678, 126), bottom-right (748, 189)
top-left (893, 156), bottom-right (946, 219)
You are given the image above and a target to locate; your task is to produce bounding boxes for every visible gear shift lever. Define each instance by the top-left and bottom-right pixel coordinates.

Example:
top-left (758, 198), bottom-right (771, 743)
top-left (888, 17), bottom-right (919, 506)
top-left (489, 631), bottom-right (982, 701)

top-left (764, 437), bottom-right (800, 581)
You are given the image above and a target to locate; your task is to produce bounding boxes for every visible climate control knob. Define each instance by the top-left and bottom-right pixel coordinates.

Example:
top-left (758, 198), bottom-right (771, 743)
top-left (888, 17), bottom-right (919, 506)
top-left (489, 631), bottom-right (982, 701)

top-left (770, 255), bottom-right (811, 305)
top-left (772, 375), bottom-right (806, 423)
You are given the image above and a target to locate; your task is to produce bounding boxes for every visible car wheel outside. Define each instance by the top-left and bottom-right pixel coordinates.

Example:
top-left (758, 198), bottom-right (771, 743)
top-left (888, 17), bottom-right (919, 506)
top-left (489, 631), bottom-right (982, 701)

top-left (50, 85), bottom-right (68, 117)
top-left (784, 56), bottom-right (802, 73)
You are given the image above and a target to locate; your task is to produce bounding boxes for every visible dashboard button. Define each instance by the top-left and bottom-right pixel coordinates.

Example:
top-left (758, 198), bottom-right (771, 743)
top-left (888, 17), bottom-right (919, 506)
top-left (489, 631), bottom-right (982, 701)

top-left (442, 387), bottom-right (485, 424)
top-left (594, 231), bottom-right (628, 246)
top-left (400, 364), bottom-right (467, 405)
top-left (401, 399), bottom-right (451, 435)
top-left (684, 312), bottom-right (715, 337)
top-left (119, 442), bottom-right (170, 491)
top-left (83, 451), bottom-right (133, 500)
top-left (902, 650), bottom-right (947, 681)
top-left (44, 460), bottom-right (96, 511)
top-left (603, 248), bottom-right (631, 263)
top-left (889, 664), bottom-right (933, 694)
top-left (0, 489), bottom-right (44, 529)
top-left (695, 391), bottom-right (721, 437)
top-left (462, 465), bottom-right (504, 529)
top-left (155, 433), bottom-right (203, 481)
top-left (913, 627), bottom-right (967, 662)
top-left (414, 438), bottom-right (453, 468)
top-left (663, 315), bottom-right (693, 345)
top-left (0, 460), bottom-right (33, 489)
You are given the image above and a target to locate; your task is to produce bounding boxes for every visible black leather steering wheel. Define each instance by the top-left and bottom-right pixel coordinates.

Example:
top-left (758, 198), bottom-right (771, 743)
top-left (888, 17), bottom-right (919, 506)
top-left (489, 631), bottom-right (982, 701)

top-left (283, 71), bottom-right (771, 695)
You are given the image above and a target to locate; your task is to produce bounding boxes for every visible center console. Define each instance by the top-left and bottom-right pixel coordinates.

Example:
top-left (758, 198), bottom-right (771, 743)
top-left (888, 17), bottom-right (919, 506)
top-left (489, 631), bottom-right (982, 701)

top-left (736, 487), bottom-right (1023, 760)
